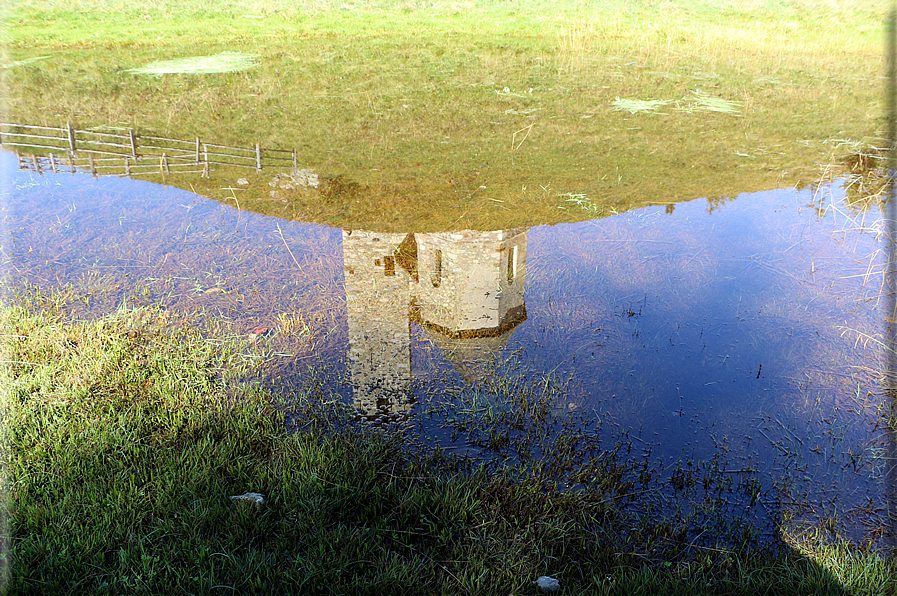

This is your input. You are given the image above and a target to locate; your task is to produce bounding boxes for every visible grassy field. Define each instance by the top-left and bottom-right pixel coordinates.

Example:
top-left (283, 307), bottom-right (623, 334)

top-left (4, 2), bottom-right (897, 593)
top-left (3, 297), bottom-right (896, 594)
top-left (3, 0), bottom-right (889, 230)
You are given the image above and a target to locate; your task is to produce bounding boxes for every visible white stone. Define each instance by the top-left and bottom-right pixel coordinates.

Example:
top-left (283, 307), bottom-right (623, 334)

top-left (534, 576), bottom-right (560, 593)
top-left (236, 178), bottom-right (250, 186)
top-left (231, 492), bottom-right (265, 505)
top-left (290, 168), bottom-right (320, 188)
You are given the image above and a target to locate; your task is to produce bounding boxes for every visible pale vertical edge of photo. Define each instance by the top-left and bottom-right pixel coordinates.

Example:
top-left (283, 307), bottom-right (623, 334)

top-left (0, 0), bottom-right (11, 591)
top-left (885, 0), bottom-right (897, 558)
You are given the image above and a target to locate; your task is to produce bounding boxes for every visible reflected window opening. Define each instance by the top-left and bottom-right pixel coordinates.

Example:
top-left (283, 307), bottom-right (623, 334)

top-left (384, 255), bottom-right (395, 276)
top-left (432, 249), bottom-right (442, 287)
top-left (507, 245), bottom-right (517, 284)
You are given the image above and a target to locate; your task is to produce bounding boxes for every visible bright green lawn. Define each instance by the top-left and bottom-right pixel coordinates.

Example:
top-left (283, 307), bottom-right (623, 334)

top-left (3, 0), bottom-right (889, 230)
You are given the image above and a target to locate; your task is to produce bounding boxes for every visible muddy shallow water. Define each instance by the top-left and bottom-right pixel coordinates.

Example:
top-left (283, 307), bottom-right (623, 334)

top-left (2, 151), bottom-right (892, 545)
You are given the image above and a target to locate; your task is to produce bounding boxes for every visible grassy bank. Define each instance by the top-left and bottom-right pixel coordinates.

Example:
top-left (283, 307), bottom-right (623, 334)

top-left (2, 298), bottom-right (895, 594)
top-left (3, 0), bottom-right (888, 231)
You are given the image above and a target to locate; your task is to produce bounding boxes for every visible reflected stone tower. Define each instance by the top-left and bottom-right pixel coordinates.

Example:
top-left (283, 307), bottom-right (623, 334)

top-left (342, 227), bottom-right (528, 416)
top-left (415, 228), bottom-right (528, 382)
top-left (342, 230), bottom-right (416, 417)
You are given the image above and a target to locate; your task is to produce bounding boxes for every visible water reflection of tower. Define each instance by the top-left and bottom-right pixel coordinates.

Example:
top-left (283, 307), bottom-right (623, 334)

top-left (342, 228), bottom-right (528, 417)
top-left (415, 229), bottom-right (528, 383)
top-left (342, 230), bottom-right (416, 418)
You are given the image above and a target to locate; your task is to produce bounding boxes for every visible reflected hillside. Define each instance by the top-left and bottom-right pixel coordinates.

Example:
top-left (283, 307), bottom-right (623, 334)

top-left (9, 145), bottom-right (740, 232)
top-left (10, 124), bottom-right (884, 232)
top-left (343, 228), bottom-right (528, 417)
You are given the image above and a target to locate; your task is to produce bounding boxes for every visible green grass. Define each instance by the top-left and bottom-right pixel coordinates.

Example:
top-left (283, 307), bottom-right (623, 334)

top-left (3, 0), bottom-right (889, 231)
top-left (3, 295), bottom-right (896, 594)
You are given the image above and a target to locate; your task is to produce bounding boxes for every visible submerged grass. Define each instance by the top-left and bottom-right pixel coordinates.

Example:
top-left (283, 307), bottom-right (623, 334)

top-left (4, 0), bottom-right (888, 231)
top-left (3, 295), bottom-right (895, 594)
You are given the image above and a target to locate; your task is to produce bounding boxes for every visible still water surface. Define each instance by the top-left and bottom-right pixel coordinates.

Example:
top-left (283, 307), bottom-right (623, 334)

top-left (2, 151), bottom-right (890, 543)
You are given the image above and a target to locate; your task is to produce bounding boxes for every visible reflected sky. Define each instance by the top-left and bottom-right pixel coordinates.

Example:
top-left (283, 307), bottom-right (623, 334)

top-left (2, 151), bottom-right (891, 544)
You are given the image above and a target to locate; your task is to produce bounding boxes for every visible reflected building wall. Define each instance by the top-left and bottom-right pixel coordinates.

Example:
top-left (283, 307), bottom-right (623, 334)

top-left (342, 227), bottom-right (528, 417)
top-left (416, 228), bottom-right (527, 333)
top-left (342, 230), bottom-right (414, 417)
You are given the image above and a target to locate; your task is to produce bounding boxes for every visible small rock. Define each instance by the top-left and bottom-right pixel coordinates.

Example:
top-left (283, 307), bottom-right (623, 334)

top-left (290, 168), bottom-right (319, 188)
top-left (230, 492), bottom-right (265, 507)
top-left (278, 181), bottom-right (295, 190)
top-left (534, 576), bottom-right (560, 593)
top-left (236, 178), bottom-right (250, 186)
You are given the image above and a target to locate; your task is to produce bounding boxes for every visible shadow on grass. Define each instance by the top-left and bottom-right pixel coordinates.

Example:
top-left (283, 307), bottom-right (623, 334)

top-left (4, 296), bottom-right (894, 594)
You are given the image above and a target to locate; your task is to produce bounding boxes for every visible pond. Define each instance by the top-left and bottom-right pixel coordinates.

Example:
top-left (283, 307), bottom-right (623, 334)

top-left (2, 150), bottom-right (893, 547)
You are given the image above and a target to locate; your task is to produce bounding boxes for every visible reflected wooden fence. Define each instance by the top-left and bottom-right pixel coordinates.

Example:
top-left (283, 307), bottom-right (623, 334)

top-left (1, 122), bottom-right (297, 178)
